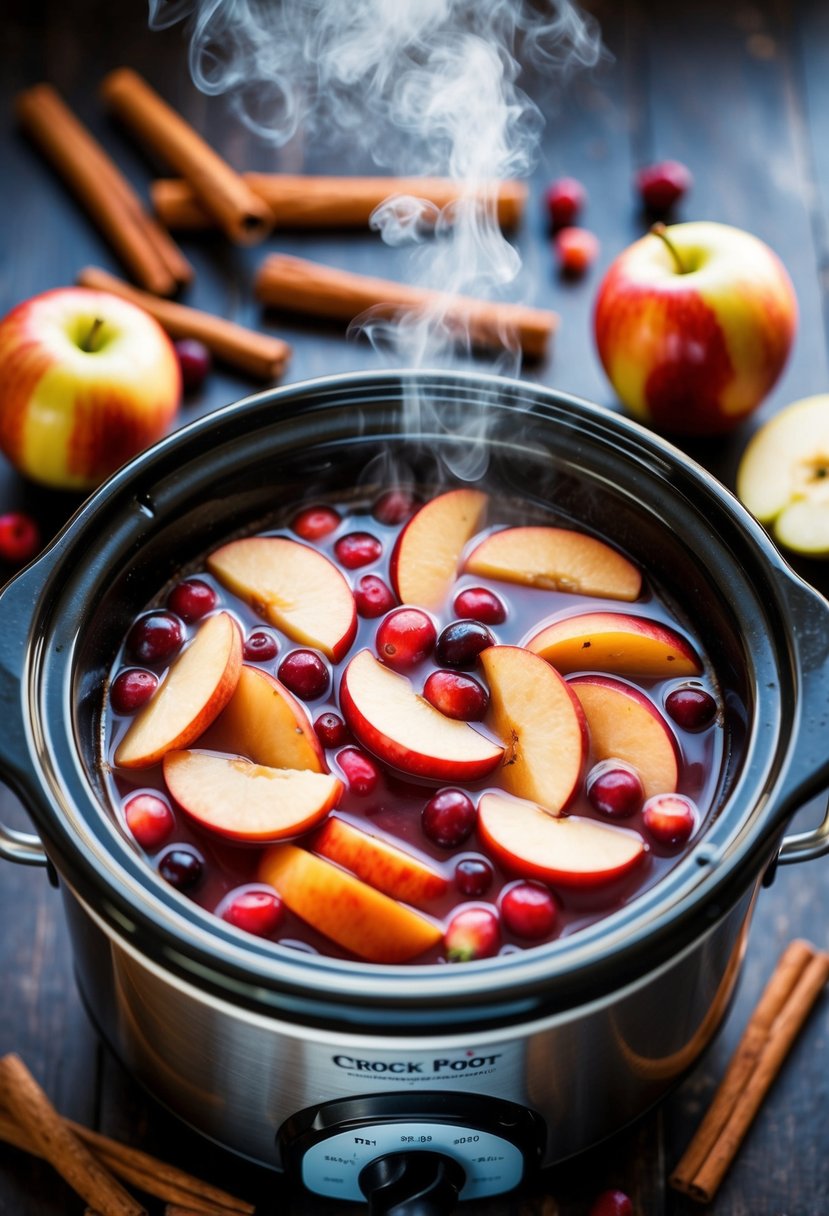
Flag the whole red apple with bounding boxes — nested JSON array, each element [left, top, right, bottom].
[[593, 221, 797, 436], [0, 287, 181, 490]]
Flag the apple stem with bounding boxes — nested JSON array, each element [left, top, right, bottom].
[[651, 222, 687, 274], [80, 317, 105, 353]]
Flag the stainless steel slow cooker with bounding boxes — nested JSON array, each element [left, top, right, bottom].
[[1, 370, 827, 1211]]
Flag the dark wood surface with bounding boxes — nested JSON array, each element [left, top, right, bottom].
[[1, 1, 828, 1213]]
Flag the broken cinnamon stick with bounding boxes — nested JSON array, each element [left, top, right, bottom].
[[77, 266, 290, 380], [254, 253, 556, 359], [152, 174, 528, 231], [101, 68, 274, 245]]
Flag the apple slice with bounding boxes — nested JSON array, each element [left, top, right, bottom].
[[390, 488, 488, 610], [115, 611, 242, 769], [479, 645, 586, 813], [258, 844, 443, 963], [162, 751, 342, 842], [205, 664, 326, 772], [526, 611, 702, 677], [313, 816, 448, 907], [464, 526, 642, 601], [478, 791, 646, 888], [339, 649, 503, 780], [569, 674, 679, 798], [207, 537, 357, 661]]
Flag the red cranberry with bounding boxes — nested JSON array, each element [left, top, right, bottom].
[[376, 607, 436, 671], [244, 629, 279, 662], [545, 176, 586, 229], [636, 159, 692, 212], [338, 747, 380, 795], [422, 789, 476, 848], [455, 857, 494, 897], [435, 620, 494, 669], [158, 846, 203, 891], [501, 882, 558, 939], [126, 611, 184, 664], [452, 586, 506, 625], [372, 489, 418, 525], [167, 578, 216, 622], [642, 793, 697, 847], [354, 574, 397, 619], [174, 338, 212, 394], [315, 711, 348, 748], [554, 226, 600, 276], [665, 686, 717, 731], [222, 887, 284, 937], [110, 668, 158, 714], [423, 670, 488, 721], [586, 760, 644, 819], [278, 650, 330, 700], [0, 511, 40, 565], [334, 531, 383, 569], [444, 906, 500, 962], [589, 1189, 634, 1216], [292, 505, 341, 541], [124, 793, 174, 850]]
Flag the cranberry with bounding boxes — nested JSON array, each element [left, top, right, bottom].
[[422, 789, 476, 848], [444, 906, 500, 962], [124, 793, 174, 850], [244, 629, 279, 662], [372, 489, 418, 526], [334, 531, 382, 569], [435, 620, 494, 669], [167, 578, 216, 622], [455, 857, 494, 897], [110, 668, 158, 714], [292, 505, 341, 541], [501, 882, 558, 939], [0, 511, 40, 565], [554, 226, 600, 276], [636, 159, 692, 212], [452, 586, 506, 625], [354, 574, 397, 619], [222, 887, 284, 937], [174, 338, 212, 394], [586, 760, 644, 819], [642, 793, 697, 847], [376, 607, 436, 671], [423, 670, 488, 721], [589, 1189, 634, 1216], [278, 650, 330, 700], [545, 176, 586, 229], [665, 686, 717, 731], [338, 747, 380, 795], [158, 846, 203, 891], [126, 611, 184, 664], [315, 711, 348, 748]]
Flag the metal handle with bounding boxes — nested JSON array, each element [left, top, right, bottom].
[[0, 823, 47, 866], [777, 793, 829, 865]]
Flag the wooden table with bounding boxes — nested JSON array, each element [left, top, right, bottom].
[[1, 1, 827, 1212]]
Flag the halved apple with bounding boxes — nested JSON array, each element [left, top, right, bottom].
[[390, 488, 488, 610], [526, 611, 701, 677], [569, 674, 679, 798], [480, 645, 587, 813], [115, 611, 242, 769], [207, 537, 357, 661], [162, 750, 342, 842], [464, 526, 642, 601], [205, 664, 326, 772], [339, 648, 503, 780], [313, 816, 448, 906], [478, 791, 646, 888], [258, 844, 443, 963]]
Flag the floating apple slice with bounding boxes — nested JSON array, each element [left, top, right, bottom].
[[207, 537, 357, 661], [478, 791, 646, 888], [205, 664, 325, 773], [526, 611, 702, 677], [162, 751, 342, 842], [313, 816, 448, 907], [569, 674, 679, 798], [479, 645, 587, 813], [464, 526, 642, 601], [258, 844, 443, 963], [115, 611, 242, 769], [390, 488, 488, 610], [339, 648, 503, 780]]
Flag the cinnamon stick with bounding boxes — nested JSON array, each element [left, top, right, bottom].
[[101, 68, 274, 246], [16, 84, 191, 296], [670, 940, 829, 1203], [255, 253, 556, 359], [152, 174, 528, 231], [77, 266, 291, 381]]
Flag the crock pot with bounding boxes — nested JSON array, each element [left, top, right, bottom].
[[1, 370, 827, 1212]]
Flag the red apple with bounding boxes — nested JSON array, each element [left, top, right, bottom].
[[0, 287, 180, 489], [526, 611, 702, 677], [313, 816, 448, 906], [204, 664, 326, 772], [594, 221, 797, 436], [464, 526, 641, 602], [390, 488, 489, 611]]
